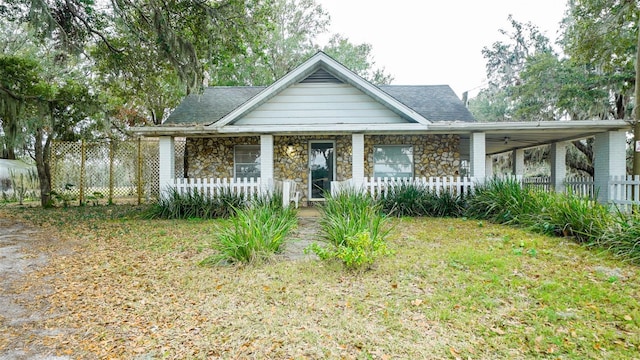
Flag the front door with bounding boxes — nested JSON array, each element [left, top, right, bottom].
[[309, 141, 335, 200]]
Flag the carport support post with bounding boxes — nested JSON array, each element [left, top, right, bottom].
[[352, 134, 365, 185], [470, 132, 486, 182], [159, 136, 175, 198], [594, 130, 627, 203], [260, 135, 274, 194], [550, 142, 567, 193]]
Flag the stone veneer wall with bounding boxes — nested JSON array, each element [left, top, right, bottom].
[[185, 134, 460, 205], [185, 136, 260, 178], [364, 135, 460, 177], [274, 135, 351, 204]]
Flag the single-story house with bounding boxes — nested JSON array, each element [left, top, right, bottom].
[[132, 51, 631, 205]]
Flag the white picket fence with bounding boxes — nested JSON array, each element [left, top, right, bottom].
[[173, 177, 264, 198], [565, 176, 595, 197], [332, 176, 477, 199], [169, 175, 640, 209], [522, 176, 551, 191], [609, 175, 640, 209]]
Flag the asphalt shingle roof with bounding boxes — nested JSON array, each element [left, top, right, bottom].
[[163, 84, 476, 125], [379, 85, 476, 122]]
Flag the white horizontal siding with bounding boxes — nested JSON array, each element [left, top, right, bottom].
[[234, 83, 407, 126]]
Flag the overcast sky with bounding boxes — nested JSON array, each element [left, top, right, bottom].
[[316, 0, 568, 99]]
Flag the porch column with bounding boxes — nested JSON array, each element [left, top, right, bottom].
[[260, 135, 274, 183], [550, 142, 567, 193], [512, 149, 525, 177], [470, 132, 486, 181], [352, 133, 365, 184], [158, 136, 175, 195], [594, 130, 627, 203]]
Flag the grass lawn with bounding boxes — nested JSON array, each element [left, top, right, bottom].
[[1, 206, 639, 359]]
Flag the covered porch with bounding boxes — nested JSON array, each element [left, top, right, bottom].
[[152, 119, 634, 207]]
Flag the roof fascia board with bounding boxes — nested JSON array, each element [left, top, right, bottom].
[[428, 120, 631, 133]]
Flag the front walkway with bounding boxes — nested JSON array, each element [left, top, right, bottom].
[[279, 207, 322, 261]]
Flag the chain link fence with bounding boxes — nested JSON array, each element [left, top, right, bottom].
[[51, 138, 185, 205]]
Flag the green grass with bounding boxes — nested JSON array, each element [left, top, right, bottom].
[[2, 207, 639, 358]]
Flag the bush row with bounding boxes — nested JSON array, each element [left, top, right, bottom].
[[147, 181, 639, 265], [465, 177, 639, 263]]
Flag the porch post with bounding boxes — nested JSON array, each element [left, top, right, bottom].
[[352, 133, 365, 184], [512, 149, 525, 177], [470, 132, 486, 181], [158, 136, 175, 196], [550, 142, 567, 193], [594, 130, 627, 203], [260, 135, 274, 184]]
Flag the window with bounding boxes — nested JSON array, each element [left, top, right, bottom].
[[373, 145, 413, 178], [234, 145, 261, 179]]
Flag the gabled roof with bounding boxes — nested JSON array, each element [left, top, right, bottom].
[[210, 51, 432, 128], [162, 52, 476, 126], [162, 84, 475, 126]]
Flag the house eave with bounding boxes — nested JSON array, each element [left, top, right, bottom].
[[131, 119, 632, 139], [428, 119, 631, 133]]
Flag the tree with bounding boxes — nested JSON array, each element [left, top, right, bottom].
[[13, 0, 273, 94], [0, 39, 102, 206], [209, 0, 393, 86], [470, 15, 610, 176], [323, 34, 393, 85], [561, 0, 639, 174]]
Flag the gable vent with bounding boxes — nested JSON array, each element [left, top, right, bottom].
[[300, 69, 343, 83]]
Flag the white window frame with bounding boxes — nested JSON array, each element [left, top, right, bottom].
[[372, 145, 414, 178], [233, 145, 261, 179]]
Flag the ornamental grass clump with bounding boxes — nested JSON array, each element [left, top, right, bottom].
[[378, 183, 465, 217], [465, 177, 540, 225], [378, 182, 431, 217], [597, 210, 640, 263], [203, 196, 297, 265], [309, 190, 392, 270], [536, 190, 612, 243], [144, 187, 245, 219]]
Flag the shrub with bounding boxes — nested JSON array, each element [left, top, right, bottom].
[[378, 183, 430, 217], [465, 177, 540, 225], [378, 183, 465, 217], [597, 211, 640, 262], [144, 187, 246, 219], [308, 189, 392, 269], [429, 190, 466, 217], [538, 191, 612, 243], [203, 198, 298, 265]]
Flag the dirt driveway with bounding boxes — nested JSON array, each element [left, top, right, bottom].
[[0, 217, 71, 360]]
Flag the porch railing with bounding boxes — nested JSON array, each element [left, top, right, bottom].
[[173, 177, 264, 198]]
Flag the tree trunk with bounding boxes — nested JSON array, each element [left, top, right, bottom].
[[34, 127, 52, 207]]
